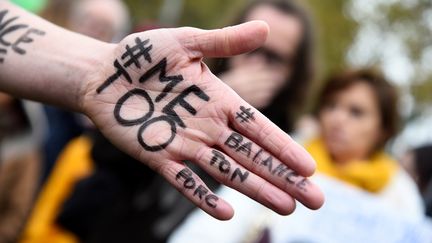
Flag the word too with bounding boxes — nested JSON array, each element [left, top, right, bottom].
[[97, 37, 210, 151]]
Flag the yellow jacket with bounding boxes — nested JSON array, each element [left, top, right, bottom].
[[20, 136, 94, 243], [306, 138, 398, 193]]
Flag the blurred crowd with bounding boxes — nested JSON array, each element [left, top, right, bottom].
[[0, 0, 431, 243]]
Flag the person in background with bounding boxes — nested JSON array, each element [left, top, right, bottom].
[[212, 0, 314, 132], [0, 2, 47, 241], [20, 1, 132, 242], [144, 1, 315, 241], [169, 69, 424, 243], [307, 68, 423, 216], [0, 93, 40, 243], [168, 69, 427, 243], [400, 144, 432, 217], [39, 0, 130, 183], [4, 0, 322, 242], [1, 0, 325, 234]]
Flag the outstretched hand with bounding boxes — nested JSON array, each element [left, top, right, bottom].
[[82, 21, 324, 220]]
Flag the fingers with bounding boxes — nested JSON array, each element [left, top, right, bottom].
[[229, 104, 317, 177], [194, 146, 296, 215], [180, 20, 269, 58], [216, 128, 324, 210], [158, 160, 234, 220]]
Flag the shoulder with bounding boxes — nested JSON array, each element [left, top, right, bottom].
[[378, 168, 425, 219]]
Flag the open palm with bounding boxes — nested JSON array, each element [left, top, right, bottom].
[[82, 21, 324, 220]]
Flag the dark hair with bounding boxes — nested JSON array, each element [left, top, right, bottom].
[[412, 144, 432, 193], [210, 0, 315, 132], [316, 69, 400, 151]]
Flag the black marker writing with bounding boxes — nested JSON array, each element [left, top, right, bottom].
[[224, 131, 308, 192], [0, 9, 45, 63], [114, 88, 154, 126], [236, 106, 255, 123], [271, 163, 289, 177], [0, 48, 5, 63], [253, 148, 263, 163], [137, 115, 177, 151], [261, 156, 273, 173], [97, 37, 211, 151], [176, 168, 196, 188], [139, 57, 183, 102], [97, 37, 152, 93], [11, 28, 45, 54], [210, 150, 249, 183], [0, 10, 27, 46], [236, 141, 252, 157], [96, 59, 132, 93], [296, 178, 308, 192], [225, 132, 252, 158], [210, 150, 231, 174], [231, 168, 249, 183], [111, 84, 208, 151], [122, 37, 152, 68], [285, 170, 299, 184], [176, 168, 219, 208], [162, 85, 210, 128]]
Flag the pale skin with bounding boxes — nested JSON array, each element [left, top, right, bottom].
[[319, 81, 383, 164], [222, 5, 302, 109], [0, 2, 324, 220]]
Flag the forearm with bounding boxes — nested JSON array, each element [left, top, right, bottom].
[[0, 5, 325, 219], [0, 2, 113, 111]]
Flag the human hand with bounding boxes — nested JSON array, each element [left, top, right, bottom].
[[81, 21, 324, 220], [221, 62, 286, 109]]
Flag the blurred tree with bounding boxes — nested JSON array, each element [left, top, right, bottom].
[[178, 0, 247, 28], [72, 0, 432, 112], [346, 0, 432, 111], [123, 0, 162, 26], [303, 0, 357, 76], [122, 0, 356, 110], [299, 0, 357, 109], [388, 1, 432, 109], [123, 0, 246, 28], [12, 0, 47, 13]]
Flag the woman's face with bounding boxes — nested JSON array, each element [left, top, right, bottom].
[[229, 4, 303, 82], [319, 81, 383, 162]]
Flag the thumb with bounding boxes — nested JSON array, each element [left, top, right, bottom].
[[179, 20, 269, 58]]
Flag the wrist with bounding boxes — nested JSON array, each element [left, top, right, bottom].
[[75, 39, 116, 113]]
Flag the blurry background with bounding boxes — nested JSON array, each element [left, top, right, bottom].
[[2, 0, 432, 242], [122, 0, 432, 154], [12, 0, 432, 153]]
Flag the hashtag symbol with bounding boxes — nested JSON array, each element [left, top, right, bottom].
[[236, 106, 255, 123], [121, 37, 152, 69]]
